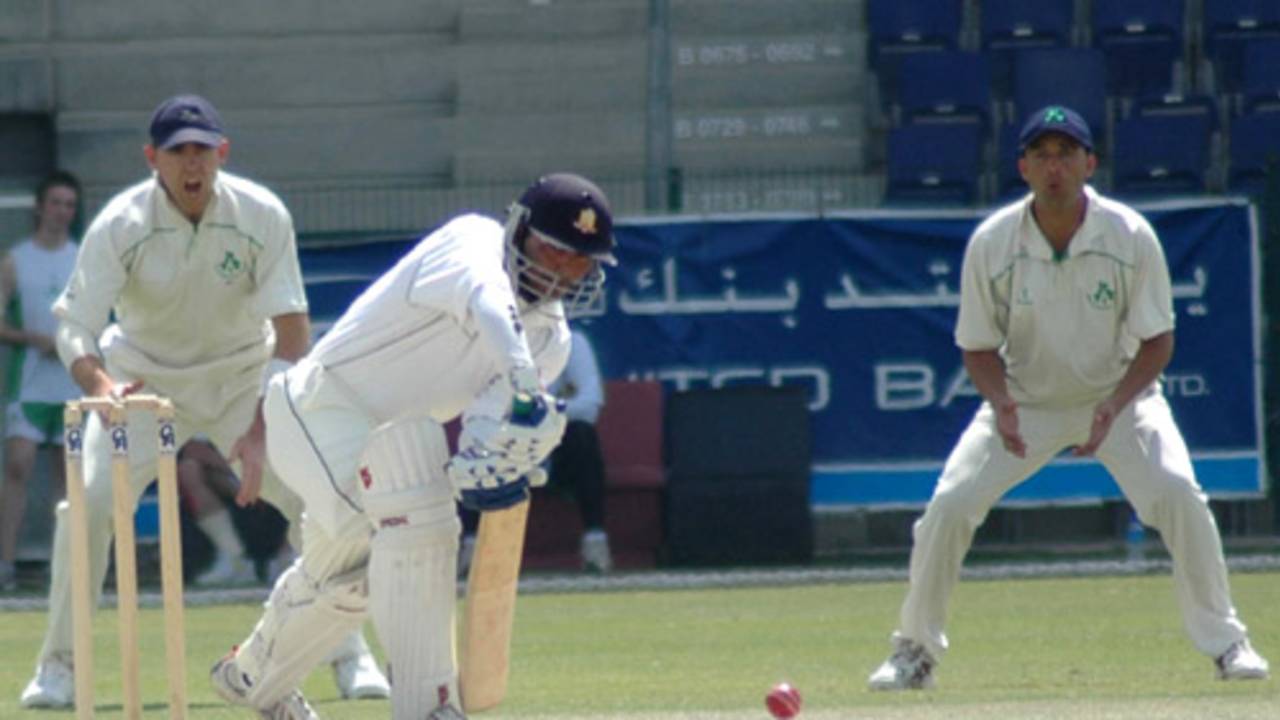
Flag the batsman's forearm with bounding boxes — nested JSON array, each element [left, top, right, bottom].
[[1108, 331, 1174, 411], [962, 349, 1016, 410]]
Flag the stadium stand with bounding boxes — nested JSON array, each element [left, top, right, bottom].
[[1227, 112, 1280, 194], [995, 120, 1028, 202], [894, 50, 993, 128], [1090, 0, 1187, 101], [883, 122, 984, 205], [1240, 38, 1280, 115], [979, 0, 1077, 97], [1202, 0, 1280, 95], [866, 0, 965, 113], [1111, 112, 1214, 197], [1011, 47, 1109, 153]]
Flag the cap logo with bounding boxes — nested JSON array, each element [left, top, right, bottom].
[[178, 108, 204, 124], [1044, 107, 1067, 124], [573, 208, 598, 235]]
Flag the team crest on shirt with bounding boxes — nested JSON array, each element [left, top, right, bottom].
[[215, 250, 247, 282], [1087, 280, 1116, 310]]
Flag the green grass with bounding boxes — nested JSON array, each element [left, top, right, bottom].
[[1, 572, 1276, 718]]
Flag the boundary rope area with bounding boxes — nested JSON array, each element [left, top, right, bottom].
[[2, 554, 1278, 613]]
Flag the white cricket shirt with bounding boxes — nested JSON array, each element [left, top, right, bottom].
[[300, 214, 571, 425], [955, 186, 1175, 408], [53, 172, 308, 412]]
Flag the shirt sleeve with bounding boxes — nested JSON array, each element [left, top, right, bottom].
[[559, 330, 604, 423], [251, 204, 309, 320], [409, 216, 539, 378], [954, 230, 1005, 350], [1124, 221, 1176, 341], [51, 212, 128, 361]]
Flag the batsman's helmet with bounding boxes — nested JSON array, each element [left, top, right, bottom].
[[503, 173, 617, 315]]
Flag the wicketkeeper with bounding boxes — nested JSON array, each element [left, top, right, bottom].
[[21, 94, 387, 711], [210, 173, 617, 719]]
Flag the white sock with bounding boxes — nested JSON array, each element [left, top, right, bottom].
[[197, 509, 245, 558]]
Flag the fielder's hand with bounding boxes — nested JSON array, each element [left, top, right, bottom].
[[229, 406, 267, 506], [1073, 398, 1119, 457], [994, 398, 1026, 458]]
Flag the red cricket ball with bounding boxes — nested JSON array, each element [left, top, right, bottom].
[[765, 681, 802, 718]]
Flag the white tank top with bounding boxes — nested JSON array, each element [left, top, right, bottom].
[[6, 238, 81, 403]]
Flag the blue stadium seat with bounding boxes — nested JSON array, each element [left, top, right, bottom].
[[1228, 112, 1280, 194], [980, 0, 1075, 96], [867, 0, 965, 109], [895, 51, 992, 127], [1241, 39, 1280, 114], [1012, 48, 1109, 149], [1131, 91, 1219, 133], [1203, 0, 1280, 94], [884, 123, 985, 206], [996, 121, 1028, 201], [1111, 113, 1213, 197], [1091, 0, 1186, 99]]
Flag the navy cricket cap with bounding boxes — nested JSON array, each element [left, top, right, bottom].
[[149, 94, 225, 150], [1018, 105, 1093, 154]]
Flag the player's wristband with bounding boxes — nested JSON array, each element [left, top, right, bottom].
[[261, 357, 294, 396]]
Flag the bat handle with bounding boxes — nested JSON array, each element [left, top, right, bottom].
[[510, 394, 563, 427]]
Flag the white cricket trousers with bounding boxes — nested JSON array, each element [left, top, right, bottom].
[[897, 388, 1248, 661], [36, 387, 303, 664]]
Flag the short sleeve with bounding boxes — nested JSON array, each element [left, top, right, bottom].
[[52, 210, 128, 339], [954, 231, 1005, 350], [251, 205, 309, 320], [1124, 222, 1175, 340]]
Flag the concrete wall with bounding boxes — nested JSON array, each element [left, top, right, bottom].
[[3, 0, 875, 230]]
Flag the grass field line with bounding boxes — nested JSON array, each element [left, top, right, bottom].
[[2, 553, 1278, 613], [524, 697, 1280, 720]]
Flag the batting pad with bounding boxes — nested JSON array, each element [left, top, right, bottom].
[[370, 514, 462, 718], [234, 565, 370, 708]]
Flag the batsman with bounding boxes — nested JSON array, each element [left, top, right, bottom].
[[211, 173, 617, 719]]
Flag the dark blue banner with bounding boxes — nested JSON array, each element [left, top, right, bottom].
[[301, 199, 1264, 508]]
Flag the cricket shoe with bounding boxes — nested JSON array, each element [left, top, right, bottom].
[[581, 530, 613, 573], [0, 559, 17, 591], [868, 635, 936, 690], [211, 649, 319, 719], [332, 651, 390, 699], [19, 654, 74, 708], [194, 552, 258, 587], [1215, 639, 1269, 680], [427, 703, 467, 719]]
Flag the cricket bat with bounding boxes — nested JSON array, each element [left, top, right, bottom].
[[459, 498, 531, 712]]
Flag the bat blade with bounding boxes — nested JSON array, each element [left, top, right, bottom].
[[459, 499, 530, 712]]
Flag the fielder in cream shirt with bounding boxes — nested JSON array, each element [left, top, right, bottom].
[[21, 93, 387, 709], [868, 105, 1269, 690]]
